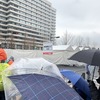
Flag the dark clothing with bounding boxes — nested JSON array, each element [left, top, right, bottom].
[[96, 77, 100, 100], [74, 87, 87, 100], [96, 77, 100, 84], [89, 81, 99, 100], [74, 78, 91, 100], [98, 87, 100, 100], [0, 91, 5, 100]]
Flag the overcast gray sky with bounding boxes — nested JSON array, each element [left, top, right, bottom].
[[48, 0, 100, 47], [49, 0, 100, 36]]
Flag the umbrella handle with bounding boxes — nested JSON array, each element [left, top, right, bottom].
[[92, 66, 96, 81]]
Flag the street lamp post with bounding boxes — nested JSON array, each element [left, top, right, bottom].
[[5, 37, 7, 48], [55, 36, 60, 38], [53, 36, 60, 45]]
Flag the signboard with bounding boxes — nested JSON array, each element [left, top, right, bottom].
[[43, 42, 53, 55]]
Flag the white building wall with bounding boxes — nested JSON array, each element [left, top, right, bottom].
[[0, 0, 56, 49]]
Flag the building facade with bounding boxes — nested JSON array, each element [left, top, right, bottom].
[[0, 0, 56, 49]]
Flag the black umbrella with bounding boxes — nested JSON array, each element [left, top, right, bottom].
[[8, 74, 82, 100], [69, 49, 100, 66], [69, 49, 100, 80]]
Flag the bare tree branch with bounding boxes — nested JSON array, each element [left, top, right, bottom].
[[84, 37, 90, 47], [75, 36, 84, 46], [61, 30, 74, 45]]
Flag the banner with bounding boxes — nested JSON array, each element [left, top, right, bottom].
[[43, 42, 53, 55]]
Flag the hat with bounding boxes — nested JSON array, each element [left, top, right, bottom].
[[0, 49, 7, 61]]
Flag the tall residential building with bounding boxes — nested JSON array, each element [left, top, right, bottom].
[[0, 0, 56, 49]]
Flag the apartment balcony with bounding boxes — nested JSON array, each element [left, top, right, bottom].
[[0, 4, 7, 9], [0, 23, 7, 27], [7, 2, 52, 20], [0, 1, 55, 24], [0, 0, 7, 4], [6, 34, 45, 42], [7, 12, 51, 26], [7, 15, 50, 31], [0, 28, 7, 31], [0, 13, 7, 18], [0, 7, 7, 13], [0, 19, 7, 22], [7, 28, 49, 41], [11, 0, 52, 16], [7, 14, 51, 29], [3, 37, 43, 49], [7, 22, 50, 35]]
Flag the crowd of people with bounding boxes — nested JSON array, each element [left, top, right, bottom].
[[0, 48, 100, 100], [65, 64, 100, 100]]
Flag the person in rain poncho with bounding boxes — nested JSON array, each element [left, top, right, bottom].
[[86, 64, 91, 82], [0, 48, 9, 100], [7, 56, 14, 65]]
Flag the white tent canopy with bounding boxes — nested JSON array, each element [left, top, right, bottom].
[[79, 46, 84, 51], [4, 45, 92, 67], [5, 49, 83, 67], [72, 46, 80, 51], [79, 46, 91, 51], [53, 45, 73, 51]]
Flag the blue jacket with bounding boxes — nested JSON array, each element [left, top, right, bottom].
[[74, 77, 91, 100]]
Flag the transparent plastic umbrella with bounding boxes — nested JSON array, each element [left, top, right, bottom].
[[2, 58, 82, 100]]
